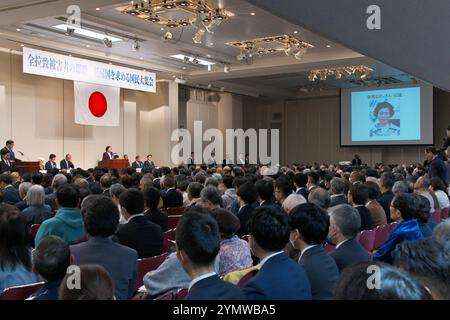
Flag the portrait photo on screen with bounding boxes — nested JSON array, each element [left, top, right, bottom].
[[340, 84, 433, 146]]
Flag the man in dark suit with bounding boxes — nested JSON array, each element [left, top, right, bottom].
[[352, 154, 362, 166], [0, 149, 16, 173], [59, 154, 74, 171], [426, 147, 448, 186], [116, 189, 163, 258], [236, 182, 260, 236], [70, 196, 138, 300], [186, 152, 195, 167], [131, 155, 144, 169], [144, 154, 155, 170], [328, 204, 370, 271], [294, 173, 308, 199], [243, 206, 312, 300], [160, 174, 183, 208], [255, 179, 283, 213], [0, 173, 21, 204], [377, 173, 395, 223], [176, 209, 244, 300], [45, 154, 58, 171], [329, 177, 348, 207], [100, 174, 112, 197], [290, 203, 339, 300], [348, 184, 374, 231], [307, 172, 320, 193], [1, 140, 17, 162], [102, 146, 114, 160]]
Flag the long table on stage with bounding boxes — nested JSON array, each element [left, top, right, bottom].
[[98, 159, 130, 170], [15, 161, 41, 175]]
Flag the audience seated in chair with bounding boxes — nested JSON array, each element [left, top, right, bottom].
[[373, 193, 424, 264], [143, 187, 168, 232], [0, 204, 40, 293], [22, 185, 53, 231], [348, 184, 374, 231], [16, 182, 32, 211], [211, 208, 253, 277], [176, 208, 244, 300], [70, 196, 138, 300], [35, 184, 84, 247], [59, 264, 114, 300], [0, 173, 21, 204], [364, 181, 387, 227], [393, 238, 450, 300], [289, 203, 339, 300], [334, 261, 432, 300], [116, 189, 163, 259], [28, 236, 71, 300], [243, 206, 312, 300], [327, 204, 370, 272]]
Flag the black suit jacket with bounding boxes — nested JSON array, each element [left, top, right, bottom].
[[59, 159, 74, 170], [429, 156, 448, 186], [0, 160, 15, 173], [132, 161, 144, 169], [102, 152, 113, 160], [236, 201, 260, 237], [296, 187, 308, 199], [377, 190, 394, 223], [329, 194, 348, 207], [115, 215, 163, 259], [299, 245, 339, 300], [144, 160, 155, 169], [355, 206, 374, 231], [44, 161, 57, 171], [162, 188, 183, 208], [186, 274, 244, 300], [352, 159, 362, 166], [1, 185, 21, 204], [144, 208, 168, 232], [330, 238, 370, 272], [70, 237, 138, 300]]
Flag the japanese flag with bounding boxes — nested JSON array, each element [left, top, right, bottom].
[[74, 81, 120, 126]]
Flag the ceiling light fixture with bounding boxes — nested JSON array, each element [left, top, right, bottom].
[[226, 35, 314, 61], [52, 24, 122, 42], [122, 0, 233, 44], [223, 64, 230, 73], [132, 40, 140, 51], [308, 65, 373, 82], [102, 37, 113, 48], [162, 30, 173, 40], [171, 54, 215, 66]]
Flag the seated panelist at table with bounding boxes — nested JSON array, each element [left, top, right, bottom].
[[60, 154, 74, 170], [102, 146, 114, 160], [44, 154, 58, 171]]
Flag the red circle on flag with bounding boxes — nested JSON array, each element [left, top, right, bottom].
[[88, 91, 107, 118]]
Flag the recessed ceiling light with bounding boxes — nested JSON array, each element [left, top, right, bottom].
[[96, 7, 101, 11], [182, 67, 186, 70], [20, 44, 24, 47], [326, 45, 331, 48], [209, 43, 214, 46], [293, 31, 298, 34], [206, 54, 211, 58], [170, 54, 215, 66], [172, 75, 176, 78], [139, 57, 144, 60], [69, 54, 72, 57], [52, 24, 122, 42], [86, 44, 90, 47], [250, 12, 255, 16], [161, 27, 165, 31], [16, 28, 21, 32]]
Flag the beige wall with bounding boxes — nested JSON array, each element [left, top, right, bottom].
[[0, 51, 177, 169], [243, 89, 449, 166]]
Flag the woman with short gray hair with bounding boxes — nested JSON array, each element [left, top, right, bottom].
[[22, 185, 53, 230]]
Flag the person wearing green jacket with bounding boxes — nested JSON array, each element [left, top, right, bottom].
[[34, 184, 84, 246]]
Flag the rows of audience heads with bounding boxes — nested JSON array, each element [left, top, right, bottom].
[[0, 159, 449, 300]]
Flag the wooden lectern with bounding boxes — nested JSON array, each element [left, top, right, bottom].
[[15, 161, 41, 175], [98, 159, 130, 170]]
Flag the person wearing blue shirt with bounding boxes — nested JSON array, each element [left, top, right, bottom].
[[373, 193, 424, 264], [0, 204, 40, 293]]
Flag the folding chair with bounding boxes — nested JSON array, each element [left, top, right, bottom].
[[0, 282, 45, 300], [135, 252, 170, 291]]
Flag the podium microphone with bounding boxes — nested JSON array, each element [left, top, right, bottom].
[[18, 150, 24, 156]]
